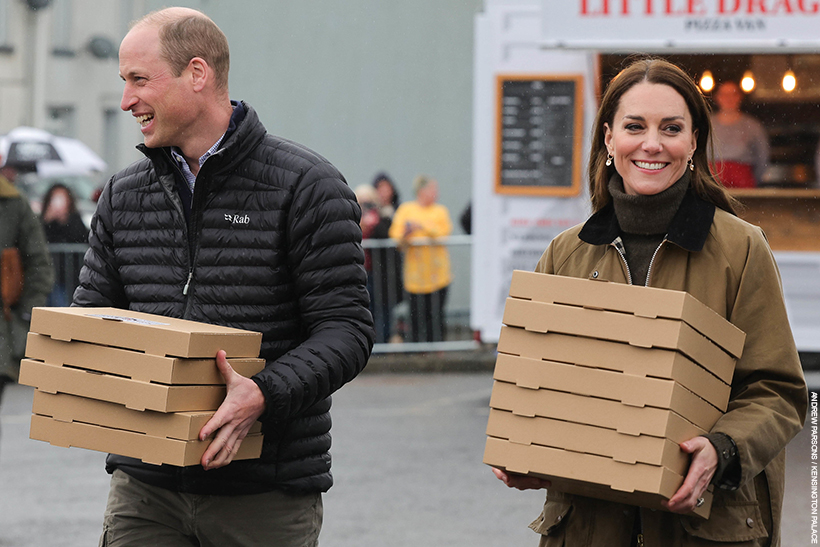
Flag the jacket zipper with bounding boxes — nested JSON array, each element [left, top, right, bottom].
[[612, 236, 668, 287], [611, 237, 633, 285], [182, 188, 203, 319], [635, 508, 645, 547], [644, 238, 667, 287], [181, 151, 223, 318]]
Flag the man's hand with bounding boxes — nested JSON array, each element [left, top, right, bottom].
[[662, 436, 718, 514], [199, 350, 266, 470], [492, 467, 551, 491]]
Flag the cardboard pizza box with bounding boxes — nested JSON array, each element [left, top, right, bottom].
[[19, 359, 226, 413], [29, 307, 262, 358], [497, 326, 731, 408], [25, 332, 265, 385], [30, 414, 263, 467], [508, 270, 745, 358]]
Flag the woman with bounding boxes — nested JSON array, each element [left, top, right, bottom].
[[40, 183, 89, 307], [372, 171, 400, 217], [494, 58, 807, 546], [369, 172, 404, 343], [389, 175, 452, 343], [40, 183, 89, 244], [710, 80, 770, 188]]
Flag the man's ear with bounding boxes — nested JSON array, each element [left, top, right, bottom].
[[188, 57, 209, 92]]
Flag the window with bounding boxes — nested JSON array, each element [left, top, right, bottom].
[[0, 0, 12, 53], [103, 108, 119, 171], [51, 0, 73, 56], [46, 105, 75, 137]]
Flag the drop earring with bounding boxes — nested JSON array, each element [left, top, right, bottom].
[[688, 158, 694, 171], [605, 153, 613, 167]]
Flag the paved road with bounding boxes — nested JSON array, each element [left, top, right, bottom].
[[0, 373, 816, 546]]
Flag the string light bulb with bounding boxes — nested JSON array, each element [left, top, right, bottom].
[[782, 69, 797, 92], [740, 71, 755, 93], [699, 70, 715, 92]]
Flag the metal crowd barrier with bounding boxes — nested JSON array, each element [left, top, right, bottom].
[[362, 234, 477, 354], [48, 236, 477, 354], [46, 243, 89, 308]]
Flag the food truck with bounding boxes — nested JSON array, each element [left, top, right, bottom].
[[470, 0, 820, 353]]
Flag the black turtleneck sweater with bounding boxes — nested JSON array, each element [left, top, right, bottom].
[[608, 172, 689, 286]]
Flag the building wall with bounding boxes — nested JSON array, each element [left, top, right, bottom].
[[0, 0, 481, 225], [203, 0, 482, 219], [0, 0, 142, 176]]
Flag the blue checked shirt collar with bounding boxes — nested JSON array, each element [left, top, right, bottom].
[[171, 134, 225, 193]]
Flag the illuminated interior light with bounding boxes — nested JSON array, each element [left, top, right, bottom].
[[740, 71, 755, 93], [782, 70, 797, 92], [699, 70, 714, 93]]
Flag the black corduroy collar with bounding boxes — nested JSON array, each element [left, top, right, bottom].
[[578, 188, 716, 252]]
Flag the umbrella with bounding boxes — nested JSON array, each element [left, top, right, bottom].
[[0, 126, 107, 175]]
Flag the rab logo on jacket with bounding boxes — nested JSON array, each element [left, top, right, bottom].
[[225, 213, 250, 225]]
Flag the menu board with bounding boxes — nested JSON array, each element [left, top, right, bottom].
[[495, 74, 584, 196]]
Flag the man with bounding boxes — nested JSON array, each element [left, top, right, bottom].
[[74, 7, 374, 546]]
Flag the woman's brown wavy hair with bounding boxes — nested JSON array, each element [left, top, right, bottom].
[[589, 57, 737, 215]]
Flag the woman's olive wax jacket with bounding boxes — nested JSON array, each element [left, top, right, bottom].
[[530, 190, 808, 547]]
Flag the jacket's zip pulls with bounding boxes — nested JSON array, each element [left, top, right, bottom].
[[611, 237, 633, 285], [183, 270, 194, 296]]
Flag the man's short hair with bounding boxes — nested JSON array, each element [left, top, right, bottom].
[[136, 9, 230, 92]]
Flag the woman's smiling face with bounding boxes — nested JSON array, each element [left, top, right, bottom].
[[604, 81, 698, 196]]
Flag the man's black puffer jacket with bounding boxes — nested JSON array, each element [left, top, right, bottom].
[[73, 102, 374, 495]]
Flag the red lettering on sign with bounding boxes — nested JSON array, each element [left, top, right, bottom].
[[799, 0, 820, 13], [581, 0, 610, 15], [688, 0, 709, 14], [747, 0, 768, 12], [768, 0, 793, 12], [582, 0, 818, 15], [665, 0, 684, 14], [719, 0, 742, 12]]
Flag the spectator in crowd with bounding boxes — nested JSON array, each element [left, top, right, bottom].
[[40, 183, 89, 306], [459, 202, 471, 234], [710, 80, 770, 188], [74, 7, 373, 546], [368, 172, 403, 343], [372, 171, 400, 215], [354, 184, 381, 240], [389, 175, 452, 343], [0, 164, 53, 447], [354, 183, 382, 333], [493, 57, 807, 547]]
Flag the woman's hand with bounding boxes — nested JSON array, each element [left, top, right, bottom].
[[492, 467, 552, 491], [663, 436, 718, 514]]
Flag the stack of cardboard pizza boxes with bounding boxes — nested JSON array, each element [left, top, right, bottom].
[[483, 271, 745, 519], [19, 307, 266, 466]]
